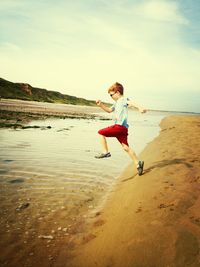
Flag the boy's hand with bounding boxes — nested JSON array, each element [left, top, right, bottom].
[[96, 100, 102, 106]]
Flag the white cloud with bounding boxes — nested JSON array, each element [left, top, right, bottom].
[[134, 0, 189, 25], [0, 42, 21, 52], [0, 0, 24, 10]]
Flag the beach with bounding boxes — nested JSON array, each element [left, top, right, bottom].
[[0, 100, 200, 267], [58, 115, 200, 267]]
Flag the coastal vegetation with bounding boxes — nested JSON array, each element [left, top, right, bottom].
[[0, 77, 96, 106]]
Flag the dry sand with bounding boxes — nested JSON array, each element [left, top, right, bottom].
[[1, 113, 200, 267], [57, 115, 200, 267]]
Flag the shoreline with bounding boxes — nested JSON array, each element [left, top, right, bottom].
[[60, 115, 200, 267]]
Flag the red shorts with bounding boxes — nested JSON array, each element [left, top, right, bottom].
[[98, 124, 129, 146]]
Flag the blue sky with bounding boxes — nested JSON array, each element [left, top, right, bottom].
[[0, 0, 200, 112]]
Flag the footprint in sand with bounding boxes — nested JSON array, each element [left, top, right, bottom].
[[93, 219, 106, 227], [82, 233, 96, 244], [190, 159, 199, 163], [95, 211, 102, 217], [190, 176, 200, 183], [158, 203, 175, 210], [135, 207, 142, 213], [190, 217, 200, 227]]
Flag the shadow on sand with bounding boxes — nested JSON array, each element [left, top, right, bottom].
[[122, 158, 193, 182]]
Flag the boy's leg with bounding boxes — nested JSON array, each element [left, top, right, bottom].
[[95, 127, 112, 158], [121, 143, 139, 165], [121, 143, 144, 176], [100, 135, 109, 153], [95, 135, 111, 158], [97, 126, 116, 154]]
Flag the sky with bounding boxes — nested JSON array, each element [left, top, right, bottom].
[[0, 0, 200, 112]]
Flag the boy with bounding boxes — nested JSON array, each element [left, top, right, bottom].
[[95, 82, 147, 176]]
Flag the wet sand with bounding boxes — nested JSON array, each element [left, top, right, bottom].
[[0, 99, 111, 267], [58, 115, 200, 267]]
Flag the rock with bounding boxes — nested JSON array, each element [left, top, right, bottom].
[[16, 203, 30, 211], [10, 179, 24, 184], [41, 126, 51, 130], [38, 235, 54, 240], [57, 128, 70, 132], [86, 197, 94, 202]]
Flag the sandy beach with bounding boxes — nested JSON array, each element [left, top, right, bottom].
[[57, 115, 200, 267], [0, 100, 200, 267]]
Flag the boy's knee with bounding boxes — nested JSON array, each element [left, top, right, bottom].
[[98, 131, 106, 139], [98, 128, 106, 135], [98, 129, 103, 135]]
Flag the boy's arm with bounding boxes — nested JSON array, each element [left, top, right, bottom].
[[127, 100, 147, 113], [96, 100, 113, 113]]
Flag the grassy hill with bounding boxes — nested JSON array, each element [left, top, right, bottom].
[[0, 77, 96, 106]]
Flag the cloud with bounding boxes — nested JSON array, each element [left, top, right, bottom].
[[0, 0, 24, 10], [134, 0, 189, 25]]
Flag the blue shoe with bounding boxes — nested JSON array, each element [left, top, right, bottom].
[[137, 160, 144, 176]]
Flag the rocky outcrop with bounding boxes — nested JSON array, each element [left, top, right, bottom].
[[18, 83, 32, 95]]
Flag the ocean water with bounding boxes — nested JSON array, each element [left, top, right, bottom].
[[0, 110, 165, 211]]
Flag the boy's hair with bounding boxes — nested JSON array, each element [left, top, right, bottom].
[[108, 82, 124, 95]]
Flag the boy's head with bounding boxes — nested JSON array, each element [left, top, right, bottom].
[[108, 82, 124, 100]]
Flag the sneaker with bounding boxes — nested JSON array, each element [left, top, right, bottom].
[[95, 152, 111, 159], [137, 160, 144, 176]]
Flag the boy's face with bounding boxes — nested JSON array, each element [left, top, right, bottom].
[[109, 90, 121, 101]]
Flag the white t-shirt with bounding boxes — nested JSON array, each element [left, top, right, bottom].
[[111, 97, 130, 128]]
